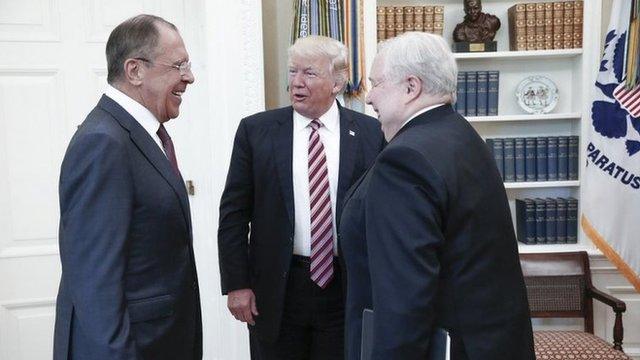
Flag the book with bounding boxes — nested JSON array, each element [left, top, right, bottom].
[[553, 2, 564, 49], [395, 6, 405, 36], [568, 135, 579, 180], [476, 71, 488, 116], [547, 136, 558, 181], [515, 138, 526, 182], [377, 7, 387, 42], [545, 198, 557, 243], [557, 136, 569, 180], [424, 6, 434, 33], [361, 309, 450, 360], [456, 71, 467, 116], [535, 3, 545, 50], [504, 138, 516, 182], [433, 6, 444, 36], [573, 0, 584, 48], [525, 3, 537, 50], [508, 4, 527, 51], [567, 197, 578, 243], [535, 198, 546, 243], [487, 71, 499, 116], [536, 136, 548, 181], [403, 6, 415, 32], [525, 137, 537, 182], [556, 197, 567, 243], [386, 7, 396, 38], [466, 71, 477, 117], [414, 6, 424, 32], [563, 1, 574, 49], [486, 138, 504, 180], [544, 2, 554, 49], [516, 198, 536, 244]]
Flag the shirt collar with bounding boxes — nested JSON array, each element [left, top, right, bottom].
[[105, 84, 162, 136], [401, 103, 447, 129], [293, 100, 340, 134]]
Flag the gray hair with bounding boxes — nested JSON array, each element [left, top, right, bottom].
[[288, 36, 349, 92], [378, 32, 457, 102], [106, 14, 178, 84]]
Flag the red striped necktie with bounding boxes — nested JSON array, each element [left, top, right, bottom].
[[308, 119, 334, 289]]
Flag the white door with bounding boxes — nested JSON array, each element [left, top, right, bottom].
[[0, 0, 264, 359]]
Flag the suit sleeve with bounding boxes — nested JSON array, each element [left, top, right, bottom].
[[365, 145, 447, 360], [218, 118, 253, 294], [58, 132, 138, 359]]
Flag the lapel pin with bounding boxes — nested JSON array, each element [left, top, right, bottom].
[[349, 130, 356, 136]]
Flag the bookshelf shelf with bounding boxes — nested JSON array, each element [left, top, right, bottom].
[[517, 243, 597, 255], [467, 112, 582, 122], [504, 181, 580, 189], [454, 49, 583, 60]]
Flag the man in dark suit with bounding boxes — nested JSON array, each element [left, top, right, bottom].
[[340, 32, 535, 360], [54, 14, 201, 359], [218, 35, 384, 359]]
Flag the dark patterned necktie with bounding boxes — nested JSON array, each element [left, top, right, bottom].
[[157, 124, 181, 177], [308, 119, 334, 289]]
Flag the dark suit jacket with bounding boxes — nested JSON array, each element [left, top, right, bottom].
[[54, 95, 202, 360], [218, 102, 384, 342], [340, 105, 535, 360]]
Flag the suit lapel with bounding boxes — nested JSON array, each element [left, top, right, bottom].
[[98, 95, 192, 238], [337, 103, 357, 219], [273, 108, 295, 229]]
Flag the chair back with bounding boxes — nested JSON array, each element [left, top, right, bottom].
[[519, 251, 594, 333]]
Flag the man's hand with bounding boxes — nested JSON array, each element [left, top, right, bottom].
[[227, 288, 259, 325]]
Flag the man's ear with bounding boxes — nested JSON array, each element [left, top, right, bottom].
[[406, 75, 422, 99], [123, 58, 144, 86]]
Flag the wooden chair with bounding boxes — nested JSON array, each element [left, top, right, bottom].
[[519, 251, 630, 358]]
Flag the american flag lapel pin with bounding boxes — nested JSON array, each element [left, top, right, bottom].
[[349, 130, 356, 136]]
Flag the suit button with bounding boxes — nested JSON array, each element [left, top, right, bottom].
[[282, 271, 288, 279], [192, 281, 198, 290]]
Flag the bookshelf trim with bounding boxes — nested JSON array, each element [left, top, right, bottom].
[[454, 49, 583, 60], [467, 113, 582, 122], [504, 180, 580, 189]]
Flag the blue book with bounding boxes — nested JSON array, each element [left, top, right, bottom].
[[503, 138, 515, 182], [516, 198, 536, 244], [525, 137, 537, 182], [556, 198, 567, 243], [487, 71, 499, 116], [568, 136, 579, 180], [486, 138, 504, 180], [535, 198, 546, 243], [361, 309, 449, 360], [545, 198, 557, 243], [514, 138, 525, 182], [567, 197, 578, 243], [547, 136, 558, 181], [466, 71, 477, 116], [456, 71, 467, 116], [476, 71, 488, 116], [536, 137, 548, 181], [557, 136, 569, 180]]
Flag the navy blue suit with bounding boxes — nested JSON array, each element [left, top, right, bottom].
[[218, 103, 384, 345], [340, 105, 535, 360], [54, 95, 202, 359]]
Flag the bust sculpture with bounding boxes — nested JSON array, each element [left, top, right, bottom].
[[453, 0, 501, 43]]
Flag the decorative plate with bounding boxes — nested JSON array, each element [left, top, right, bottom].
[[515, 75, 559, 114]]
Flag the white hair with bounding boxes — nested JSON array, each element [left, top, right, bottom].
[[288, 35, 349, 92], [378, 32, 457, 102]]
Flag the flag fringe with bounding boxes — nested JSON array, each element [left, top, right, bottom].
[[582, 214, 640, 292]]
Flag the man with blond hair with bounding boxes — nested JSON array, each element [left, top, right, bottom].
[[218, 35, 384, 359]]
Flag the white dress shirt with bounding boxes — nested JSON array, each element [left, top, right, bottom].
[[292, 101, 341, 256], [401, 103, 447, 129], [104, 84, 166, 155]]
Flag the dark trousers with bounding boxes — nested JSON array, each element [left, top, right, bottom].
[[251, 256, 344, 360]]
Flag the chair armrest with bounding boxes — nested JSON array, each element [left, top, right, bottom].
[[588, 287, 626, 312]]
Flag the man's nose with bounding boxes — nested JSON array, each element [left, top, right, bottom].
[[182, 69, 195, 84]]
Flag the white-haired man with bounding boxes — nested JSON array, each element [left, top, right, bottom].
[[218, 35, 384, 359], [339, 32, 535, 360]]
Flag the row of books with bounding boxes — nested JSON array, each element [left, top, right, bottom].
[[507, 1, 583, 51], [515, 197, 578, 244], [376, 5, 444, 42], [485, 136, 579, 182], [455, 71, 499, 117]]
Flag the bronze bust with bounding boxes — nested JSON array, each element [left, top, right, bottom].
[[453, 0, 501, 43]]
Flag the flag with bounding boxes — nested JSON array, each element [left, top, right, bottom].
[[582, 0, 640, 291]]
